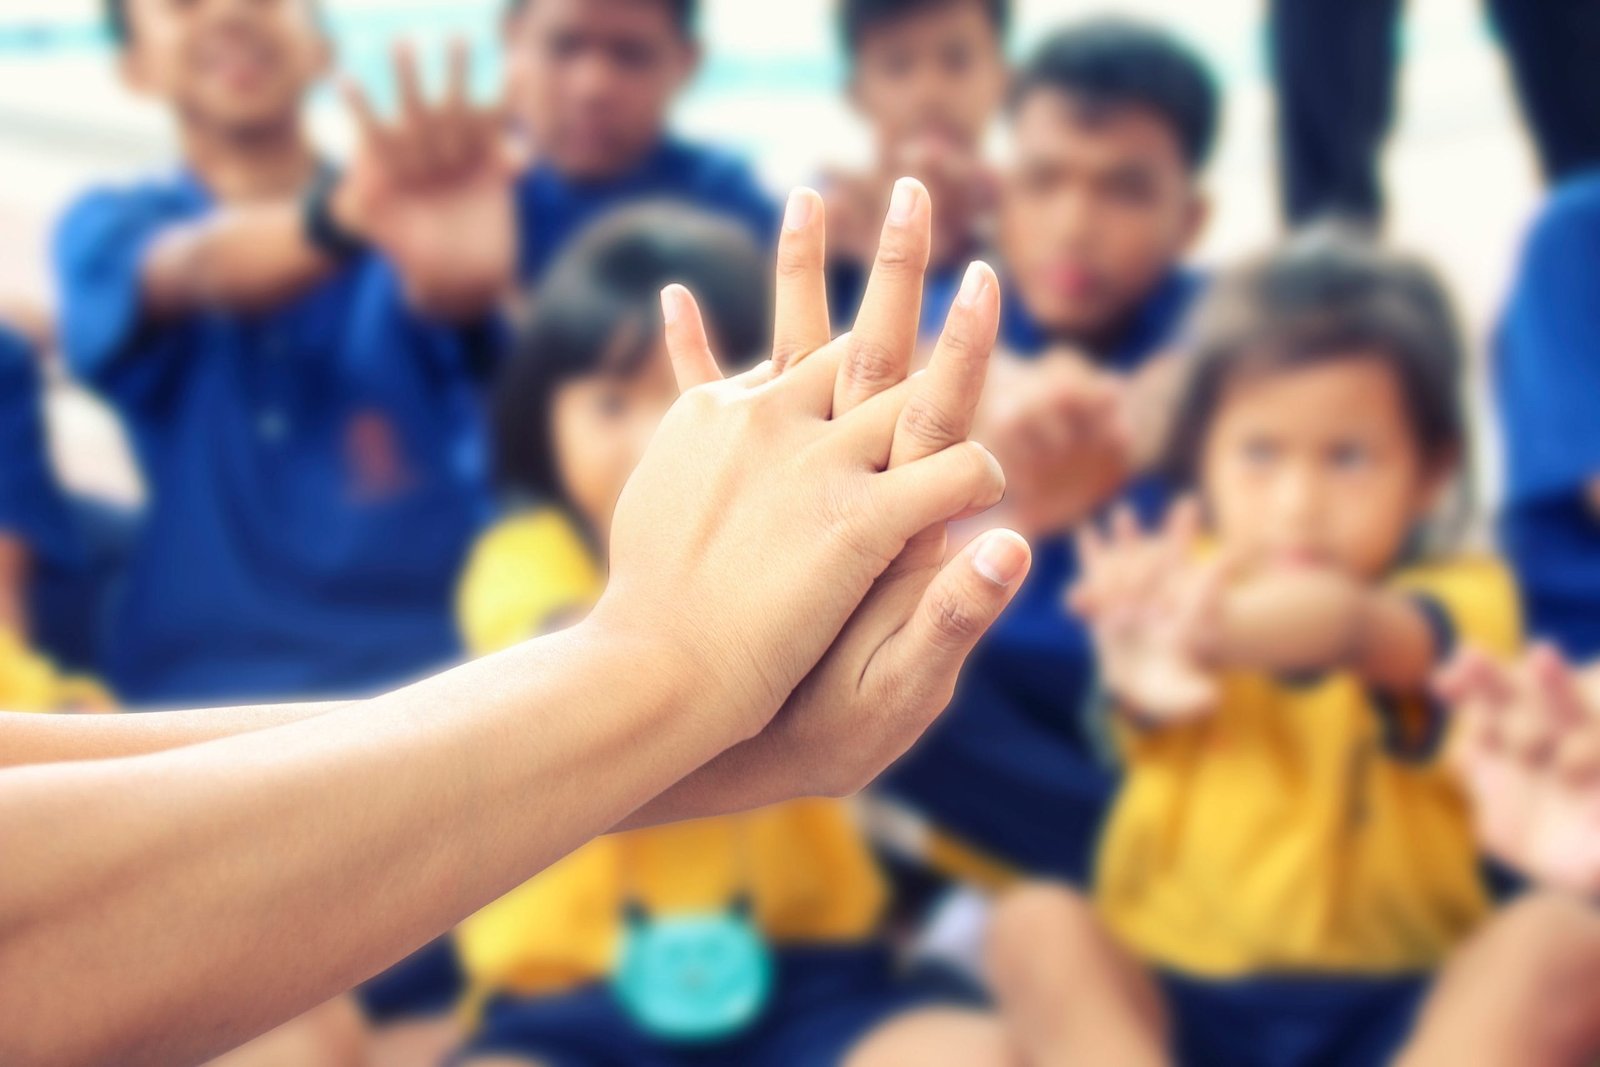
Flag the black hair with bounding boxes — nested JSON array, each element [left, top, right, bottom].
[[840, 0, 1010, 55], [504, 0, 697, 35], [491, 203, 771, 506], [1010, 17, 1219, 172], [1159, 227, 1467, 490]]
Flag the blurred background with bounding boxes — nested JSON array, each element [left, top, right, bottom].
[[0, 0, 1544, 508]]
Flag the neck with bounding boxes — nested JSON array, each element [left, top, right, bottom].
[[181, 115, 318, 202]]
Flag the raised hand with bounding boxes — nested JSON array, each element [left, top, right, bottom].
[[1439, 646, 1600, 894], [1069, 500, 1229, 725], [334, 39, 519, 317]]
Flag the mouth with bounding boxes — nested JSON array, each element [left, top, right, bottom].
[[1034, 261, 1101, 301]]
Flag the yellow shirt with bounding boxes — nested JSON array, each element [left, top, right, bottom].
[[0, 629, 111, 712], [1097, 557, 1520, 978], [454, 509, 887, 998]]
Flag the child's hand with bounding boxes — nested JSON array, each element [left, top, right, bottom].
[[1069, 500, 1229, 725], [335, 39, 519, 317], [1439, 646, 1600, 894], [977, 351, 1133, 539]]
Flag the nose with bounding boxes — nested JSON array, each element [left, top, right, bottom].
[[1264, 460, 1324, 538]]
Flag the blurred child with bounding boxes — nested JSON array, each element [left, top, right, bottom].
[[878, 17, 1217, 886], [825, 0, 1009, 323], [501, 0, 778, 284], [54, 0, 510, 706], [451, 205, 1009, 1066], [1496, 174, 1600, 660], [984, 234, 1592, 1067], [0, 316, 112, 714]]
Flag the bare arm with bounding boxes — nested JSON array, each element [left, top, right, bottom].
[[1213, 569, 1441, 692], [139, 203, 338, 317]]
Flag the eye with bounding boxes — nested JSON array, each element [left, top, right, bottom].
[[1329, 441, 1372, 471], [593, 386, 628, 419], [1240, 436, 1279, 466]]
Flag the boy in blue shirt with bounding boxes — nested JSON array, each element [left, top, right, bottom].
[[1496, 173, 1600, 660], [501, 0, 777, 283], [55, 0, 513, 705], [824, 0, 1010, 325], [879, 17, 1216, 885]]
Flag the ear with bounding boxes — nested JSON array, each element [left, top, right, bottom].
[[310, 31, 335, 83], [1415, 448, 1462, 519], [1177, 187, 1210, 256], [117, 46, 150, 96], [674, 36, 703, 89]]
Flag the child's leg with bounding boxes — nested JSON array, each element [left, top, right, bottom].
[[985, 882, 1170, 1067], [1397, 892, 1600, 1067], [843, 1006, 1017, 1067]]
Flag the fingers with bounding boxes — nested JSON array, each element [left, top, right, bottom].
[[894, 530, 1031, 663], [870, 441, 1005, 543], [660, 285, 723, 391], [772, 188, 830, 371], [834, 177, 932, 416], [888, 260, 999, 468], [341, 76, 384, 146]]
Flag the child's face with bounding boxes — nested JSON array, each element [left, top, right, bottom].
[[504, 0, 697, 180], [118, 0, 328, 136], [551, 341, 679, 544], [999, 89, 1204, 347], [849, 0, 1007, 158], [1200, 354, 1445, 581]]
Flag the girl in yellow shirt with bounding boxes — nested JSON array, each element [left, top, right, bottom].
[[453, 205, 1007, 1066], [986, 233, 1600, 1066]]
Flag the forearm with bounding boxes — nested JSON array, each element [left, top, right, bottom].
[[1212, 571, 1437, 689], [618, 734, 803, 830], [0, 621, 734, 1067], [142, 203, 335, 316], [0, 701, 347, 769]]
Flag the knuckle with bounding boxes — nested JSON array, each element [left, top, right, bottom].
[[873, 231, 920, 272], [775, 246, 816, 281], [899, 398, 964, 450], [927, 586, 983, 647], [843, 335, 901, 387]]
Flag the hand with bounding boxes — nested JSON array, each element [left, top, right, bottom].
[[593, 178, 1011, 746], [976, 350, 1134, 538], [336, 39, 519, 317], [1069, 500, 1230, 725], [1438, 646, 1600, 894]]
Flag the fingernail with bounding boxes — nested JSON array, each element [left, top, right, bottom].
[[660, 285, 682, 326], [973, 531, 1028, 586], [783, 188, 815, 232], [955, 260, 990, 307], [887, 177, 919, 225]]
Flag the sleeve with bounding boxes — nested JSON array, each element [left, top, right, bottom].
[[455, 510, 603, 657], [52, 187, 193, 409], [1495, 179, 1600, 505], [0, 327, 81, 566]]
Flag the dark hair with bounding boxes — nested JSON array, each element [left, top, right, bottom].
[[1160, 227, 1467, 490], [1010, 17, 1219, 171], [840, 0, 1009, 55], [505, 0, 697, 34], [491, 203, 771, 505]]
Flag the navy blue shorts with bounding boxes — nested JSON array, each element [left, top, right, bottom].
[[355, 935, 466, 1024], [1160, 969, 1431, 1067], [457, 945, 947, 1067]]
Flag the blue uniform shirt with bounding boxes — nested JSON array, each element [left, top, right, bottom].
[[53, 170, 494, 705], [1497, 174, 1600, 659], [881, 269, 1203, 883], [0, 325, 80, 569], [514, 138, 778, 283]]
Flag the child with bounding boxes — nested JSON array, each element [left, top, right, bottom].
[[55, 0, 509, 705], [825, 0, 1010, 323], [0, 316, 112, 714], [1496, 174, 1600, 661], [451, 205, 1009, 1066], [878, 17, 1217, 886], [986, 233, 1564, 1066], [502, 0, 778, 284]]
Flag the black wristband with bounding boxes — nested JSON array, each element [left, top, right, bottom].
[[302, 165, 369, 261]]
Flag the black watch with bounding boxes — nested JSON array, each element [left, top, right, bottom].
[[302, 165, 369, 261]]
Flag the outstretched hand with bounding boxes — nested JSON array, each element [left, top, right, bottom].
[[1069, 499, 1232, 725], [335, 39, 519, 316], [1438, 646, 1600, 894], [619, 179, 1030, 813]]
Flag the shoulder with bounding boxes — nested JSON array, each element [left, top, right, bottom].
[[458, 508, 604, 655], [54, 171, 205, 271], [1391, 556, 1521, 656], [1517, 175, 1600, 276]]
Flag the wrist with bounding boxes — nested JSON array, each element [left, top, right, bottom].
[[303, 168, 372, 260]]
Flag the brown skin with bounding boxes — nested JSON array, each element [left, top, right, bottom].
[[999, 89, 1205, 350], [503, 0, 698, 181]]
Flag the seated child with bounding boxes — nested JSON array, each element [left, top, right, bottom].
[[0, 316, 112, 714], [986, 233, 1544, 1067], [502, 0, 778, 284], [452, 205, 1008, 1066], [825, 0, 1010, 325], [877, 16, 1217, 886], [1496, 174, 1600, 660]]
